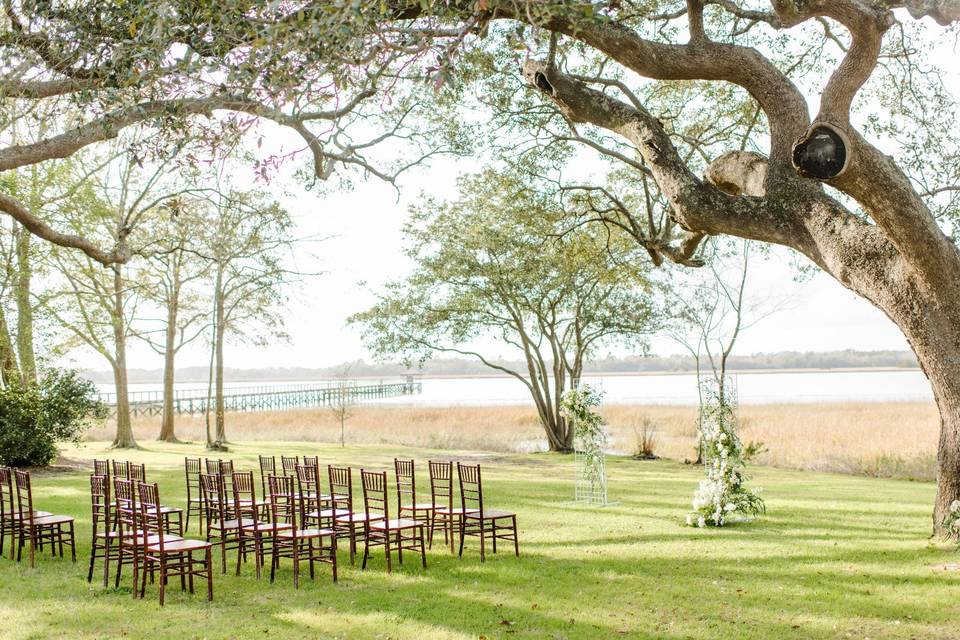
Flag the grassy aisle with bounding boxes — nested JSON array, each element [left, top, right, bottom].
[[0, 441, 957, 640]]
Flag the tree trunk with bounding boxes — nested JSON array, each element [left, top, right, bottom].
[[111, 267, 136, 448], [213, 272, 227, 449], [0, 307, 20, 386], [158, 264, 181, 442], [13, 227, 35, 384]]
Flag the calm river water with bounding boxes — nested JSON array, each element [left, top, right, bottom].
[[104, 369, 933, 406]]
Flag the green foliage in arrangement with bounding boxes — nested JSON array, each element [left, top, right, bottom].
[[0, 369, 106, 467]]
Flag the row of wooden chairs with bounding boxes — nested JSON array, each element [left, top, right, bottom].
[[188, 456, 519, 570], [0, 467, 76, 567]]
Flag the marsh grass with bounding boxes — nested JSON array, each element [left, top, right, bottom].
[[85, 401, 941, 480]]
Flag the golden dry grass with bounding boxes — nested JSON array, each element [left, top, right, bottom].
[[85, 401, 940, 480]]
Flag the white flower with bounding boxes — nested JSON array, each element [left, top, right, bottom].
[[697, 516, 706, 528], [686, 514, 694, 526], [725, 502, 736, 512]]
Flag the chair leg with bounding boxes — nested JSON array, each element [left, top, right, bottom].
[[103, 537, 112, 588], [492, 520, 497, 554], [87, 538, 97, 582], [513, 516, 519, 556], [69, 522, 76, 562], [159, 557, 167, 606], [384, 530, 392, 574], [457, 518, 465, 558], [292, 540, 300, 589], [361, 524, 370, 569], [419, 525, 427, 569], [206, 548, 214, 601], [397, 530, 403, 565], [479, 519, 486, 563]]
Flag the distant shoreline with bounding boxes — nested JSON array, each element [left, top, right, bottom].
[[123, 365, 922, 385]]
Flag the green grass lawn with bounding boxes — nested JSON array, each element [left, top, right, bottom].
[[1, 440, 958, 639]]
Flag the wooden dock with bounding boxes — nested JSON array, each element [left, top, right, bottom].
[[98, 380, 423, 416]]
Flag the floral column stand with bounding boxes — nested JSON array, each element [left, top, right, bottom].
[[561, 385, 610, 506], [687, 375, 765, 527]]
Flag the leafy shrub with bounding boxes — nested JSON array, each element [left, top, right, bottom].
[[0, 369, 107, 467]]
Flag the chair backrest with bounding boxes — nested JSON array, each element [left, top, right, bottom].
[[138, 482, 166, 554], [113, 477, 141, 550], [394, 458, 416, 507], [93, 459, 111, 479], [457, 463, 484, 517], [429, 460, 453, 511], [129, 463, 146, 484], [267, 474, 297, 529], [200, 473, 228, 529], [90, 474, 110, 532], [112, 460, 130, 479], [231, 471, 259, 527], [280, 456, 299, 477], [204, 458, 221, 475], [258, 455, 276, 495], [303, 455, 319, 468], [360, 470, 389, 521], [328, 465, 353, 511], [185, 457, 201, 484], [218, 459, 235, 496], [0, 467, 13, 521], [13, 470, 33, 525]]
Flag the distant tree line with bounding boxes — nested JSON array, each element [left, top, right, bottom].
[[84, 349, 919, 385]]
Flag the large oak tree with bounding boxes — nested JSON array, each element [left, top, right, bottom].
[[2, 1, 960, 532]]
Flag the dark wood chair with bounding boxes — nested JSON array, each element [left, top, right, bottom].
[[14, 470, 76, 567], [0, 466, 50, 560], [258, 455, 277, 498], [329, 465, 375, 565], [130, 463, 183, 535], [184, 458, 204, 533], [267, 475, 337, 587], [137, 482, 213, 605], [200, 472, 252, 574], [232, 471, 291, 579], [428, 460, 475, 553], [395, 458, 433, 528], [88, 474, 124, 586], [360, 469, 427, 573], [296, 463, 333, 528], [113, 478, 184, 594], [457, 463, 519, 562]]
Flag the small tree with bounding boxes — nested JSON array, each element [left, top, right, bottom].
[[329, 366, 356, 448], [352, 168, 659, 452]]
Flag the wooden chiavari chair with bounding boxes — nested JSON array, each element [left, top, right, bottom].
[[113, 477, 183, 593], [428, 460, 475, 553], [232, 471, 291, 579], [329, 465, 374, 565], [88, 474, 123, 586], [267, 475, 337, 588], [200, 473, 251, 574], [395, 458, 433, 528], [258, 455, 277, 498], [13, 470, 76, 568], [0, 467, 50, 560], [93, 459, 111, 481], [280, 456, 299, 477], [360, 469, 427, 573], [184, 458, 204, 533], [456, 463, 519, 562], [137, 482, 213, 605], [111, 460, 130, 481]]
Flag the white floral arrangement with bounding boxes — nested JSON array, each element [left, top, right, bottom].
[[686, 391, 764, 528], [560, 385, 606, 481]]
